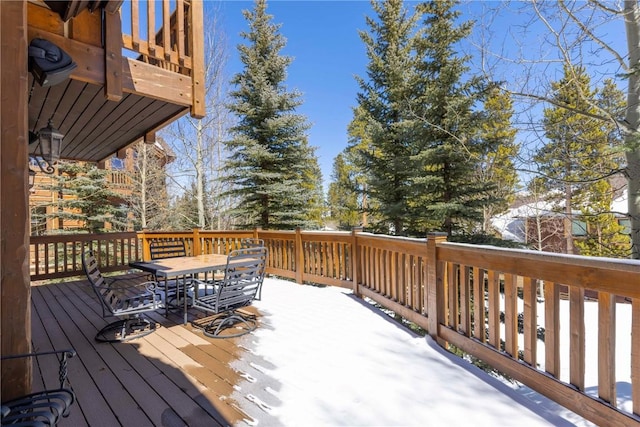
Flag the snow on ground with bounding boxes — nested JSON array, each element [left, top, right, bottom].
[[230, 278, 596, 426]]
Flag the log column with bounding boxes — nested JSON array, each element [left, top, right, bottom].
[[1, 0, 32, 399]]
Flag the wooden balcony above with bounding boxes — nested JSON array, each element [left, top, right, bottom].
[[27, 0, 204, 163]]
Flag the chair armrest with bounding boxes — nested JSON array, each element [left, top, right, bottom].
[[1, 349, 75, 389], [96, 281, 161, 294]]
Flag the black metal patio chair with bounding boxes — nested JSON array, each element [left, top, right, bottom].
[[192, 247, 267, 338], [1, 349, 76, 426], [82, 250, 163, 343], [148, 239, 200, 306]]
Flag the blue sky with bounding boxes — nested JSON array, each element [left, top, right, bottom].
[[211, 1, 377, 188], [208, 1, 626, 189]]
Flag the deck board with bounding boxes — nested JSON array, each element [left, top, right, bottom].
[[29, 278, 251, 427]]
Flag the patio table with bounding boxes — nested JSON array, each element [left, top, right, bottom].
[[130, 254, 228, 324]]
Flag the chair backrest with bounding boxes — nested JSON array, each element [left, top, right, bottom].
[[82, 250, 118, 316], [215, 247, 267, 312], [83, 250, 161, 319], [149, 239, 187, 260], [240, 238, 264, 249]]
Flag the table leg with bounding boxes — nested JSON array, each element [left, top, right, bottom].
[[165, 277, 169, 317], [183, 275, 188, 325]]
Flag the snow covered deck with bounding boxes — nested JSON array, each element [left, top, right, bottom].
[[30, 276, 592, 426]]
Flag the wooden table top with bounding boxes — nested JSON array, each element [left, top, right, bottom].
[[130, 254, 229, 278]]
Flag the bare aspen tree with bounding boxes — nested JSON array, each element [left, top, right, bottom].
[[472, 0, 639, 258], [128, 139, 173, 230], [161, 8, 233, 230]]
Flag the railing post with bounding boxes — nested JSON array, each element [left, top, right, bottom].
[[192, 228, 201, 256], [295, 227, 303, 284], [351, 227, 363, 297], [254, 227, 261, 240], [140, 228, 151, 261], [427, 232, 447, 344]]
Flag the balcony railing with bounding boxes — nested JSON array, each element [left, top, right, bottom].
[[29, 228, 640, 426], [121, 0, 197, 77]]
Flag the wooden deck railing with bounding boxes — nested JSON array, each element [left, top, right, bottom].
[[29, 232, 141, 280], [30, 228, 640, 425]]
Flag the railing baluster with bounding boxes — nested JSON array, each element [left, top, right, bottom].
[[545, 282, 561, 378], [176, 0, 185, 63], [598, 291, 616, 405], [569, 285, 586, 390], [147, 0, 156, 57], [131, 0, 139, 49], [487, 270, 500, 349], [523, 277, 537, 366], [460, 266, 470, 336], [504, 273, 518, 358], [472, 267, 485, 342]]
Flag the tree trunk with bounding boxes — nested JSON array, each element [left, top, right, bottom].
[[140, 143, 147, 228], [196, 121, 205, 229], [564, 181, 574, 254], [625, 0, 640, 259]]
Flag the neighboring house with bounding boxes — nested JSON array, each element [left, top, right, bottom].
[[29, 139, 175, 234], [492, 187, 630, 254]]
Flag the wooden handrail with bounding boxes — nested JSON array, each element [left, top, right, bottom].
[[30, 228, 640, 425]]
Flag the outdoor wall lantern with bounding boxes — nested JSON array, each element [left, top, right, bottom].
[[29, 119, 63, 175]]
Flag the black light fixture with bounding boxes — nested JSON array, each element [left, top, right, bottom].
[[29, 119, 63, 175]]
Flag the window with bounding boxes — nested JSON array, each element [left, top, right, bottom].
[[111, 157, 124, 170], [571, 220, 587, 237], [619, 219, 631, 235]]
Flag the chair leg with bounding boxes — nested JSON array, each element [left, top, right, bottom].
[[95, 317, 156, 343], [201, 312, 256, 339]]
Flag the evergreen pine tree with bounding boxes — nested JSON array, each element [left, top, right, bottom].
[[225, 0, 321, 230], [40, 161, 128, 233], [355, 0, 421, 235], [327, 153, 361, 230], [410, 0, 491, 237], [536, 64, 624, 254], [474, 88, 519, 233]]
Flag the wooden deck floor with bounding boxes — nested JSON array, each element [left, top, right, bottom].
[[30, 278, 255, 427]]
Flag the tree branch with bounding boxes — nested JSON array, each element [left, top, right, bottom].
[[559, 0, 628, 71], [506, 88, 635, 134]]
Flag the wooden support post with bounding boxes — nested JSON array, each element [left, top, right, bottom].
[[1, 0, 32, 400], [351, 227, 362, 297], [104, 8, 123, 101], [295, 227, 303, 284], [189, 0, 205, 118], [139, 229, 151, 261], [426, 233, 447, 344], [632, 298, 639, 416], [192, 227, 201, 256], [144, 132, 155, 144]]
